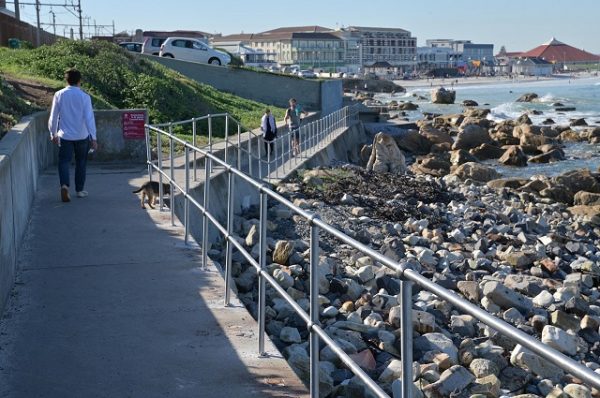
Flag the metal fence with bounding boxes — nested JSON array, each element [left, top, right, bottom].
[[148, 106, 359, 183], [145, 110, 600, 397]]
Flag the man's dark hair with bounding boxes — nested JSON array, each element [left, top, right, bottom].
[[64, 68, 81, 86]]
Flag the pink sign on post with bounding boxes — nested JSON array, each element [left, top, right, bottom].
[[122, 111, 146, 140]]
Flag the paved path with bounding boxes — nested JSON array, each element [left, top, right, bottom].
[[0, 164, 307, 398]]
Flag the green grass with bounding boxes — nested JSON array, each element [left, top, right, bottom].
[[0, 40, 285, 137], [0, 75, 35, 138]]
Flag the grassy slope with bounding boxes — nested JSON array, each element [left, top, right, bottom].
[[0, 40, 285, 137], [0, 75, 35, 138]]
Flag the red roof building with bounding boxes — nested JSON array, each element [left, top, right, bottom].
[[519, 37, 600, 63]]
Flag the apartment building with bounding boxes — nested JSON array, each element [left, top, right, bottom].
[[213, 25, 417, 70], [425, 39, 494, 64], [343, 26, 417, 67], [213, 26, 344, 67]]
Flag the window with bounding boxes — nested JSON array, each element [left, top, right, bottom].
[[151, 38, 165, 47], [171, 40, 188, 48], [192, 41, 207, 51]]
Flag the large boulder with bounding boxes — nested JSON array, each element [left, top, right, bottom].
[[553, 169, 600, 194], [397, 101, 419, 111], [574, 191, 600, 206], [366, 132, 407, 174], [516, 93, 539, 102], [529, 149, 565, 163], [419, 125, 453, 145], [452, 162, 500, 182], [431, 87, 456, 104], [470, 143, 505, 160], [499, 146, 528, 167], [520, 133, 554, 153], [433, 113, 464, 129], [411, 154, 451, 177], [450, 149, 478, 165], [462, 99, 479, 107], [395, 130, 433, 154], [453, 124, 492, 150], [513, 124, 542, 139], [559, 129, 585, 142]]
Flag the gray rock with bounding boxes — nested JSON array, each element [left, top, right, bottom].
[[245, 224, 259, 247], [469, 358, 500, 378], [280, 327, 302, 344], [235, 267, 257, 293], [415, 333, 459, 364], [541, 325, 578, 355], [563, 383, 592, 398], [510, 344, 565, 380], [533, 290, 554, 307], [482, 281, 533, 313], [273, 268, 294, 289], [422, 365, 475, 398], [355, 265, 375, 283]]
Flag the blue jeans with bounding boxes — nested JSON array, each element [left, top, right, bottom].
[[58, 138, 89, 192]]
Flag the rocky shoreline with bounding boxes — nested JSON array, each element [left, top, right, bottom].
[[207, 156, 600, 397], [206, 92, 600, 397]]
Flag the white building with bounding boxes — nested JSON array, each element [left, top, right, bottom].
[[417, 46, 453, 69], [512, 58, 553, 76]]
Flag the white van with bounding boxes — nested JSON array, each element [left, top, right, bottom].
[[159, 37, 231, 66], [141, 37, 166, 56]]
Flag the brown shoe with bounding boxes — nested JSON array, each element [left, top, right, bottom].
[[61, 185, 70, 202]]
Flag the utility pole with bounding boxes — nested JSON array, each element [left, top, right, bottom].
[[49, 9, 56, 36], [35, 0, 41, 46], [14, 0, 20, 20], [77, 0, 83, 40]]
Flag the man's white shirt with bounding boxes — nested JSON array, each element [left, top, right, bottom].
[[48, 86, 96, 141]]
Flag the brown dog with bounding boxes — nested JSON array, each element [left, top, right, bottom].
[[132, 181, 170, 209]]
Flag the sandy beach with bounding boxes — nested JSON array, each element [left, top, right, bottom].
[[394, 71, 599, 90]]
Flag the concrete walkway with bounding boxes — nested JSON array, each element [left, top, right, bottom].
[[0, 164, 307, 398]]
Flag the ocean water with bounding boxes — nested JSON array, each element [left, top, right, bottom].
[[374, 77, 600, 178]]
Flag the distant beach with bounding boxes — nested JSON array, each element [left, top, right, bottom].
[[394, 71, 600, 90]]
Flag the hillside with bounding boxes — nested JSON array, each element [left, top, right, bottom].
[[0, 75, 37, 139], [0, 40, 285, 138]]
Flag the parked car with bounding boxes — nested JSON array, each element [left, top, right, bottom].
[[297, 70, 316, 79], [141, 37, 166, 55], [119, 42, 142, 53], [159, 37, 230, 66]]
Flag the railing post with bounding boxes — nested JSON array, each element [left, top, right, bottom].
[[237, 124, 241, 169], [400, 280, 414, 398], [258, 191, 267, 356], [157, 130, 164, 211], [309, 220, 320, 398], [192, 118, 198, 181], [184, 146, 190, 245], [208, 115, 213, 173], [145, 125, 152, 180], [258, 137, 263, 181], [202, 151, 211, 269], [224, 170, 235, 306], [169, 124, 175, 226], [225, 114, 229, 165], [248, 130, 253, 177], [267, 139, 271, 181]]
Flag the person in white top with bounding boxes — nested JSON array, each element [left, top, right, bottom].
[[48, 68, 98, 202], [260, 108, 277, 157]]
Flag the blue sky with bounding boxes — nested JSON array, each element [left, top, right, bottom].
[[12, 0, 600, 53]]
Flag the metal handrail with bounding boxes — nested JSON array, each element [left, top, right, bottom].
[[145, 106, 600, 397]]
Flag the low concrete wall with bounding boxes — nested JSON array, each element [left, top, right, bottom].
[[142, 55, 342, 114], [174, 122, 368, 247], [0, 112, 53, 313], [0, 108, 148, 314]]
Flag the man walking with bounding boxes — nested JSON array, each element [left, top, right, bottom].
[[284, 98, 307, 156], [48, 68, 98, 202]]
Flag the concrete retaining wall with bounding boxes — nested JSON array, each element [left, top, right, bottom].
[[141, 55, 343, 115], [174, 122, 368, 248], [0, 108, 148, 314]]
